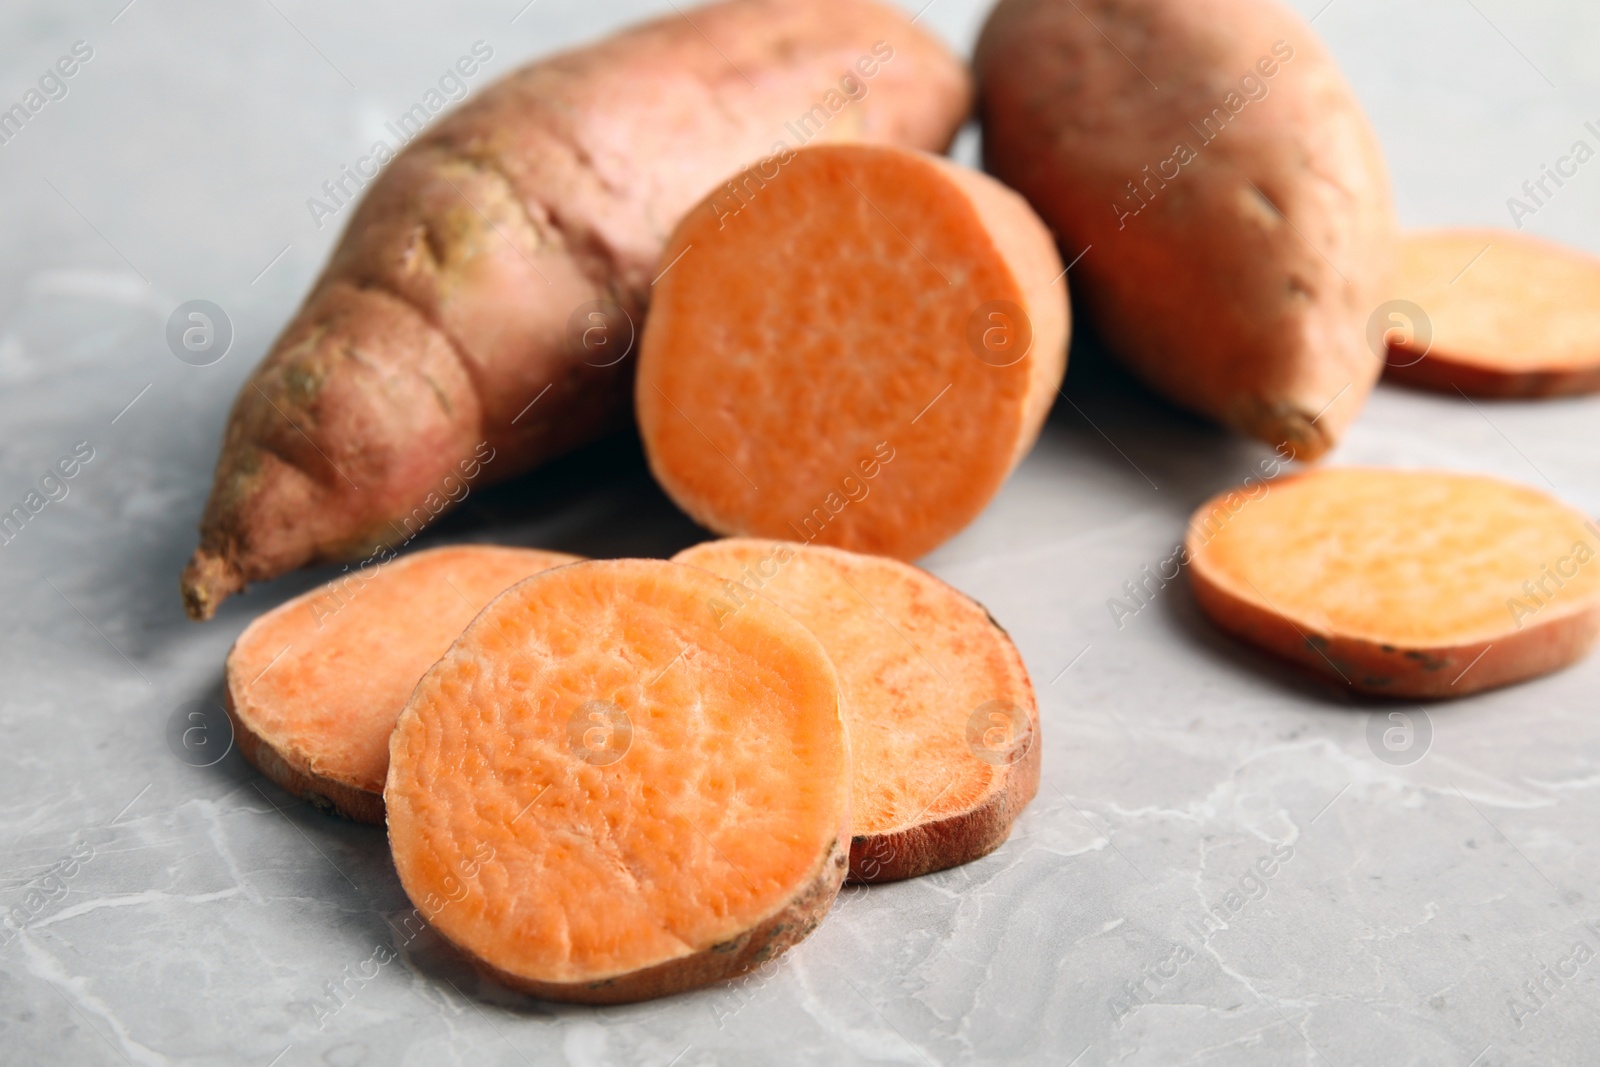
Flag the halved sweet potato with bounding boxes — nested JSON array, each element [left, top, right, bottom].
[[1187, 468, 1600, 697], [1385, 229, 1600, 397], [674, 539, 1039, 883], [181, 0, 973, 620], [226, 545, 579, 822], [385, 558, 849, 1003], [636, 142, 1068, 561]]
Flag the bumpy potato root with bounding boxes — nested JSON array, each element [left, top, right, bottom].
[[183, 0, 971, 619]]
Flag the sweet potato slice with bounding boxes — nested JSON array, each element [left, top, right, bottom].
[[1384, 229, 1600, 397], [1186, 468, 1600, 697], [976, 0, 1398, 459], [636, 142, 1068, 561], [226, 545, 579, 822], [181, 0, 972, 620], [674, 539, 1039, 883], [385, 558, 849, 1003]]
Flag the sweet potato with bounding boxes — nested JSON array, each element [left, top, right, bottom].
[[637, 143, 1068, 560], [181, 0, 972, 620], [385, 559, 849, 1003], [976, 0, 1397, 460], [225, 545, 579, 822], [1187, 468, 1600, 698], [1384, 229, 1600, 397], [674, 539, 1039, 882]]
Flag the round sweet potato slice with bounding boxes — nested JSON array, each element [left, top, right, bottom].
[[226, 545, 580, 822], [674, 539, 1039, 883], [636, 142, 1069, 562], [385, 558, 850, 1004], [1186, 468, 1600, 698], [1385, 229, 1600, 397]]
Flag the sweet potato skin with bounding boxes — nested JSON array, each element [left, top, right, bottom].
[[1189, 562, 1600, 699], [976, 0, 1397, 459], [183, 0, 972, 620], [471, 841, 848, 1004], [228, 687, 387, 823]]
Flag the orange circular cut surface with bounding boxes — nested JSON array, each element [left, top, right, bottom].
[[1187, 468, 1600, 697], [385, 558, 849, 1002], [226, 545, 580, 821], [1388, 229, 1600, 396], [636, 142, 1068, 561], [675, 539, 1038, 882]]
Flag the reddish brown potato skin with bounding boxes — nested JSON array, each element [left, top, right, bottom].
[[1189, 564, 1600, 700], [1387, 359, 1600, 400], [182, 0, 971, 620], [976, 0, 1397, 460]]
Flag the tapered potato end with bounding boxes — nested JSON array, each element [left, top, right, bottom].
[[183, 283, 484, 619], [181, 548, 245, 621]]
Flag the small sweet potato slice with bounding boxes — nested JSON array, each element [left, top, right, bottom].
[[385, 558, 849, 1003], [226, 545, 579, 822], [1187, 468, 1600, 698], [1385, 229, 1600, 397], [636, 142, 1069, 561], [674, 539, 1039, 883]]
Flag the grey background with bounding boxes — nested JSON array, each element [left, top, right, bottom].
[[2, 1, 1598, 1064]]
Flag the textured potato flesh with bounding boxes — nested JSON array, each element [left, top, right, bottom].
[[639, 144, 1047, 560], [1399, 229, 1600, 372], [676, 540, 1032, 839], [228, 546, 578, 795], [386, 559, 847, 986], [1193, 469, 1600, 647]]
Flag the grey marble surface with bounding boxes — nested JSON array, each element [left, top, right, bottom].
[[2, 1, 1599, 1064]]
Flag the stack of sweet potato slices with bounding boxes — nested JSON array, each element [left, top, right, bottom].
[[225, 541, 1038, 1002]]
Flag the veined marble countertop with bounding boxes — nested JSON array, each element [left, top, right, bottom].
[[2, 1, 1598, 1064]]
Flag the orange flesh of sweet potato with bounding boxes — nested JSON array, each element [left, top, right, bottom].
[[636, 143, 1068, 561], [225, 545, 579, 822], [1187, 468, 1600, 698], [181, 0, 972, 620], [1385, 229, 1600, 397], [674, 539, 1039, 883], [976, 0, 1398, 460], [384, 558, 849, 1003]]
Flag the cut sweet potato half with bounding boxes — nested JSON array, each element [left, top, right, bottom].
[[674, 539, 1039, 883], [226, 545, 579, 822], [636, 142, 1069, 562], [385, 558, 849, 1003], [1385, 229, 1600, 397], [1187, 468, 1600, 698]]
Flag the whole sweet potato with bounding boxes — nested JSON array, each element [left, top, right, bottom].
[[182, 0, 970, 620], [976, 0, 1397, 460]]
